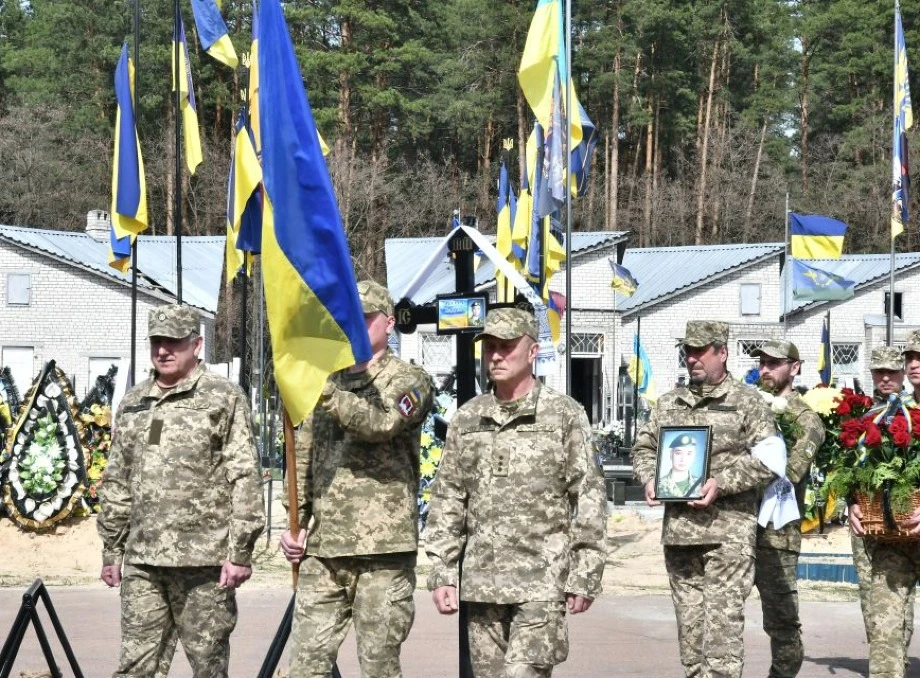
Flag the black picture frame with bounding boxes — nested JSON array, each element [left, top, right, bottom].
[[653, 425, 713, 502]]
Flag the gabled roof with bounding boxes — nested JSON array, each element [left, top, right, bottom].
[[386, 230, 628, 303], [0, 225, 224, 314], [783, 252, 920, 316], [617, 242, 785, 316]]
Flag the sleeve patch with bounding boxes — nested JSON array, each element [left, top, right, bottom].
[[398, 389, 422, 418]]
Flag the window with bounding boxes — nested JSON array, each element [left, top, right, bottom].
[[832, 343, 860, 376], [7, 273, 31, 306], [2, 346, 34, 391], [570, 333, 604, 355], [738, 339, 768, 357], [884, 292, 904, 321], [420, 333, 454, 374], [740, 283, 761, 316], [677, 345, 687, 369]]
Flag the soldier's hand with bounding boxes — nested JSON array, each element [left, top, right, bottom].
[[432, 585, 459, 615], [219, 561, 252, 589], [565, 593, 593, 615], [644, 480, 661, 507], [900, 506, 920, 534], [688, 478, 720, 508], [280, 529, 307, 563], [849, 503, 866, 536], [101, 564, 122, 588]]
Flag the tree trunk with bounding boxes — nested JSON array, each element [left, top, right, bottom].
[[650, 94, 661, 242], [744, 119, 768, 237], [800, 35, 810, 192], [642, 94, 654, 247], [337, 18, 353, 233], [711, 35, 731, 241], [610, 7, 622, 234], [695, 37, 720, 245], [166, 106, 175, 236], [517, 88, 529, 185]]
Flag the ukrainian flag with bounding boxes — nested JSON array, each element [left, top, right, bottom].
[[818, 316, 832, 385], [225, 110, 262, 282], [789, 213, 847, 259], [547, 290, 565, 343], [110, 43, 148, 240], [628, 334, 656, 404], [248, 0, 260, 152], [496, 158, 515, 302], [258, 0, 372, 424], [610, 261, 638, 297], [174, 17, 203, 175], [191, 0, 238, 68], [108, 225, 132, 273]]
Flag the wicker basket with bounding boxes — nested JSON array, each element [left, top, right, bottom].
[[855, 490, 920, 540]]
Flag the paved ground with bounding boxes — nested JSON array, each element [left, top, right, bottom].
[[2, 585, 918, 677]]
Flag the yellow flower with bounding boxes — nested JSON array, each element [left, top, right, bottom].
[[420, 432, 433, 448], [420, 459, 437, 478], [801, 387, 843, 416], [427, 446, 443, 464]]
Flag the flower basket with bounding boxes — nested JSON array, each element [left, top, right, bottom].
[[855, 486, 920, 541]]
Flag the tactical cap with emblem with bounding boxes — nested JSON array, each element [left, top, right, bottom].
[[870, 345, 904, 371], [357, 279, 394, 316], [902, 330, 920, 356], [750, 339, 801, 362], [473, 307, 538, 342], [677, 320, 729, 348], [669, 434, 698, 449], [148, 304, 201, 339]]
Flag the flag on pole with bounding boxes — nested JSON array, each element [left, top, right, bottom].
[[789, 213, 847, 259], [191, 0, 239, 68], [258, 0, 372, 425], [571, 102, 597, 196], [818, 316, 832, 385], [791, 259, 855, 301], [547, 290, 566, 343], [248, 0, 260, 152], [496, 157, 516, 302], [173, 17, 203, 175], [892, 0, 913, 239], [536, 70, 566, 219], [111, 43, 148, 240], [628, 334, 656, 404], [610, 261, 638, 297], [225, 110, 263, 282], [109, 226, 132, 273]]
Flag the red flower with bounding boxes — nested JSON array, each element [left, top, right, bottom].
[[890, 415, 909, 436], [839, 432, 861, 448], [863, 422, 883, 447], [910, 409, 920, 433], [893, 429, 912, 447], [836, 401, 852, 416], [839, 419, 864, 448], [841, 388, 855, 396]]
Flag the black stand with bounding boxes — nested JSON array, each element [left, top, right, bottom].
[[0, 579, 84, 678], [257, 593, 341, 678]]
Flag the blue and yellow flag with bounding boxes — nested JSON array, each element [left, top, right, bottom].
[[108, 225, 132, 273], [258, 0, 372, 424], [547, 290, 566, 343], [191, 0, 238, 68], [248, 0, 260, 152], [173, 17, 203, 175], [536, 70, 565, 219], [111, 43, 148, 240], [791, 259, 855, 301], [225, 110, 262, 282], [571, 102, 597, 197], [789, 213, 847, 259], [893, 1, 913, 239], [496, 158, 516, 302], [818, 316, 832, 385], [628, 334, 656, 404], [610, 261, 638, 297]]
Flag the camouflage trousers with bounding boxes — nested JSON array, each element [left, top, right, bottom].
[[754, 545, 802, 678], [465, 601, 568, 677], [664, 542, 755, 678], [114, 564, 237, 678], [867, 541, 920, 677], [852, 531, 915, 652], [288, 554, 416, 678]]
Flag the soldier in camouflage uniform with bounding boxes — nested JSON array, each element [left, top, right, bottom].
[[98, 304, 265, 678], [279, 279, 433, 678], [750, 340, 825, 678], [631, 320, 777, 678], [859, 337, 920, 677], [848, 345, 912, 663], [425, 307, 607, 678]]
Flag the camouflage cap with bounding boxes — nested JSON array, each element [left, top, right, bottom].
[[869, 345, 904, 371], [678, 321, 729, 348], [357, 279, 394, 316], [902, 330, 920, 356], [148, 304, 200, 339], [473, 307, 538, 342], [669, 434, 698, 449], [750, 339, 801, 362]]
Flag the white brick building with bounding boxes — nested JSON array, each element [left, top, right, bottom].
[[0, 213, 224, 395]]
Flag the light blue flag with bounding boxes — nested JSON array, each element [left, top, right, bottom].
[[791, 259, 855, 301]]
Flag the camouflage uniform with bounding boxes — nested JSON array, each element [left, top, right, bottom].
[[750, 341, 826, 678], [631, 321, 777, 678], [426, 308, 607, 678], [98, 305, 265, 678], [865, 340, 917, 677], [288, 280, 434, 678]]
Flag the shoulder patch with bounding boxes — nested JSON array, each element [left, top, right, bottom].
[[397, 389, 422, 418]]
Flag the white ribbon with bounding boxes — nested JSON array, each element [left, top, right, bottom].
[[753, 435, 800, 529]]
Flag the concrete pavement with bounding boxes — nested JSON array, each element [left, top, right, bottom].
[[1, 585, 916, 676]]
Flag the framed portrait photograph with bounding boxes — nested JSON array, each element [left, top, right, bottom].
[[653, 426, 713, 502]]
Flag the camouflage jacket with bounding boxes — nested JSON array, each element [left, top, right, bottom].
[[631, 374, 777, 549], [756, 392, 825, 552], [425, 383, 607, 604], [98, 366, 264, 567], [294, 350, 433, 557]]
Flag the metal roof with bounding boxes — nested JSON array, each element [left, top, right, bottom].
[[783, 252, 920, 316], [386, 230, 629, 303], [617, 242, 785, 315], [0, 225, 224, 314]]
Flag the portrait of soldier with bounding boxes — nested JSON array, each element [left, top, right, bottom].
[[657, 433, 703, 499]]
